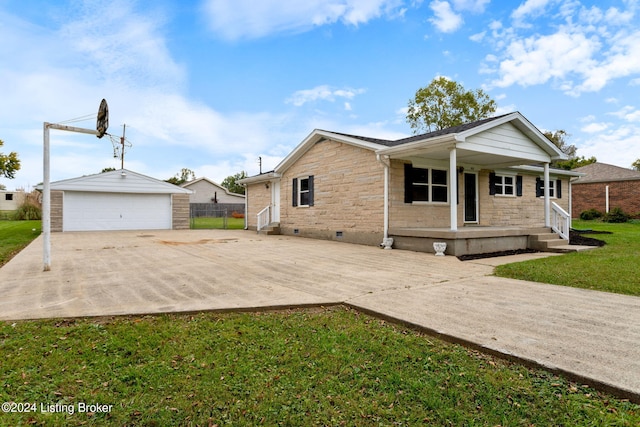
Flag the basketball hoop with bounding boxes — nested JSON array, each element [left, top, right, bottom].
[[96, 99, 109, 138]]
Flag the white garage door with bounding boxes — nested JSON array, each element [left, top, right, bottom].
[[63, 192, 172, 231]]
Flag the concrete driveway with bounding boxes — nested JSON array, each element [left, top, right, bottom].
[[1, 229, 639, 402]]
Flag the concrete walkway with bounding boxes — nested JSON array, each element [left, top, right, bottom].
[[1, 230, 639, 402]]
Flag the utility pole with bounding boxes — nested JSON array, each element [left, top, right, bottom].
[[120, 124, 126, 169], [258, 156, 262, 174]]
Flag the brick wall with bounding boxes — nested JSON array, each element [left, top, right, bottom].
[[572, 180, 640, 217], [279, 139, 385, 244], [172, 194, 191, 230], [245, 182, 271, 230]]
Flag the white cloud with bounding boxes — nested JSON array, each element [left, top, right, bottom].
[[202, 0, 406, 40], [511, 0, 553, 25], [581, 122, 609, 133], [488, 29, 599, 90], [578, 123, 640, 167], [482, 0, 640, 96], [429, 0, 463, 33], [285, 85, 366, 106], [469, 31, 485, 42], [451, 0, 490, 13]]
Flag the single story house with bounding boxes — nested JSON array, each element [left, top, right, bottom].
[[181, 177, 245, 204], [572, 162, 640, 217], [38, 169, 192, 232], [0, 190, 26, 211], [240, 112, 583, 256]]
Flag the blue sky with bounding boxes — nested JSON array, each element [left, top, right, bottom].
[[1, 0, 639, 190]]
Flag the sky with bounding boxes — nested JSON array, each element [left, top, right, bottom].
[[1, 0, 639, 191]]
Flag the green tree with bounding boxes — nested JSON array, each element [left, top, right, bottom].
[[406, 77, 497, 134], [632, 159, 640, 171], [101, 167, 116, 173], [165, 168, 196, 185], [543, 130, 596, 170], [221, 171, 247, 195], [0, 139, 21, 179]]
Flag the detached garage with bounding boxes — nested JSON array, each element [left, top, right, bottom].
[[41, 169, 192, 232]]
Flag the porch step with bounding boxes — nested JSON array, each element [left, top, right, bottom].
[[258, 222, 281, 236], [528, 230, 596, 253]]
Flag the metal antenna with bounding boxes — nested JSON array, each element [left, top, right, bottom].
[[109, 124, 132, 169]]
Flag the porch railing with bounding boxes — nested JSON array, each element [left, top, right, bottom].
[[551, 201, 570, 242], [257, 205, 270, 232]]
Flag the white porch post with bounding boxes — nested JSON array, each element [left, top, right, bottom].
[[449, 147, 457, 231], [544, 162, 550, 228]]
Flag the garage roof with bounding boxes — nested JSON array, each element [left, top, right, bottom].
[[41, 169, 193, 194]]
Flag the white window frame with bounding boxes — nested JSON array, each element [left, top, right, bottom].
[[540, 179, 556, 199], [494, 174, 516, 197], [297, 176, 311, 207], [412, 167, 448, 204]]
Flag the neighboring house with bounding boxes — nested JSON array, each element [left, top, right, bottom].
[[181, 177, 245, 204], [572, 162, 640, 217], [37, 169, 192, 231], [0, 190, 26, 211], [240, 112, 582, 256]]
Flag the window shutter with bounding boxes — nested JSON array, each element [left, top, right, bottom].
[[516, 176, 523, 197], [535, 177, 543, 197], [404, 164, 413, 203], [556, 179, 562, 199], [489, 172, 496, 195], [292, 178, 298, 207], [308, 175, 314, 206]]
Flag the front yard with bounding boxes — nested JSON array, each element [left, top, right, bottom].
[[2, 308, 638, 426], [495, 220, 640, 296]]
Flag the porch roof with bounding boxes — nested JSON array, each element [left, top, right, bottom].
[[375, 112, 567, 168]]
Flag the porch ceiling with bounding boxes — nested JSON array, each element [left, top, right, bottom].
[[388, 144, 544, 168]]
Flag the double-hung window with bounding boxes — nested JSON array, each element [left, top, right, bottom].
[[292, 175, 314, 207], [495, 175, 515, 196], [489, 173, 523, 197], [536, 178, 561, 198], [404, 164, 448, 203]]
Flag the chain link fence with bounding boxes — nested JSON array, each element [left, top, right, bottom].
[[189, 203, 245, 229]]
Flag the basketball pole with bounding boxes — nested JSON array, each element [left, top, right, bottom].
[[42, 123, 100, 272]]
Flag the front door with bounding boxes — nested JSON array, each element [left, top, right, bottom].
[[464, 173, 478, 223], [271, 180, 280, 223]]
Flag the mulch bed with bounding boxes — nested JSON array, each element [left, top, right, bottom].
[[457, 229, 609, 261]]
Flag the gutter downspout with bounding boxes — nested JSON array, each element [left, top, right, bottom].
[[376, 154, 391, 247]]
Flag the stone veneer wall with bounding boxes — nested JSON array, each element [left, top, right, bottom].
[[478, 172, 570, 227], [388, 162, 571, 229], [51, 190, 63, 232], [279, 139, 385, 245], [172, 194, 191, 230], [245, 182, 271, 230], [572, 180, 640, 217]]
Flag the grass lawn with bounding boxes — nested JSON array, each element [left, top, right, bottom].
[[495, 220, 640, 296], [1, 307, 638, 426], [0, 220, 41, 267], [191, 217, 245, 229]]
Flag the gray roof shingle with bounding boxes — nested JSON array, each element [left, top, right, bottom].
[[573, 162, 640, 183]]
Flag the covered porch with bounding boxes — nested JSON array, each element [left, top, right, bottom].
[[376, 113, 573, 255]]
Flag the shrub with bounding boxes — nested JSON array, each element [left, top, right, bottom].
[[602, 207, 629, 223], [13, 191, 42, 220], [580, 209, 603, 220]]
